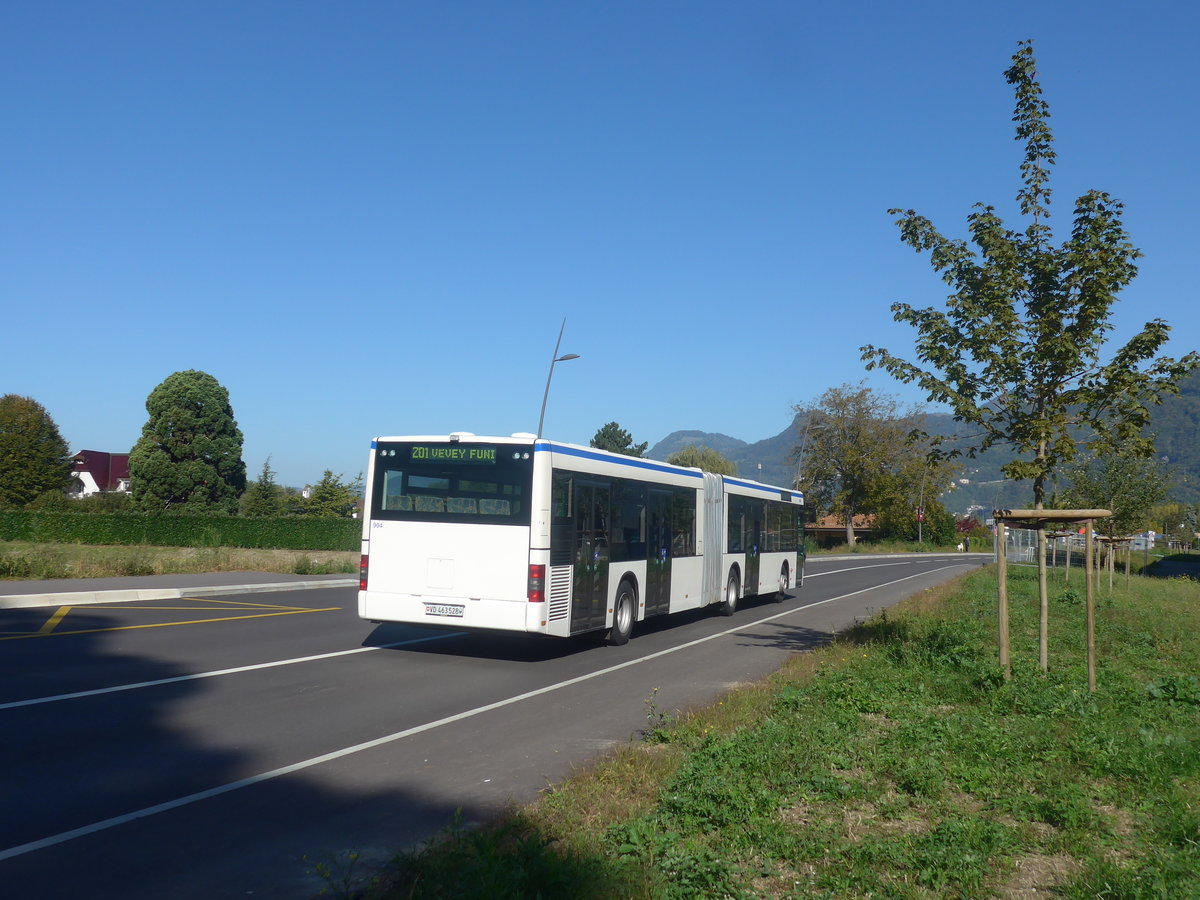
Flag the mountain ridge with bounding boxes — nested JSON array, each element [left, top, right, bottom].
[[647, 370, 1200, 512]]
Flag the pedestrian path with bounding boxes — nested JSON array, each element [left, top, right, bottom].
[[0, 571, 356, 610]]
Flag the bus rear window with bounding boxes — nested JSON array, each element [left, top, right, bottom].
[[371, 442, 534, 525]]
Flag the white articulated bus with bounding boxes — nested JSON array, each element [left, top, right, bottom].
[[358, 433, 806, 644]]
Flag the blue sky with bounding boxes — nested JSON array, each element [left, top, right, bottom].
[[4, 2, 1197, 488]]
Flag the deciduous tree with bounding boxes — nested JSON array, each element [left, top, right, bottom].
[[794, 383, 953, 546], [129, 370, 247, 513], [0, 394, 72, 509], [666, 444, 738, 476], [1062, 453, 1168, 539], [860, 41, 1198, 666], [861, 41, 1197, 509]]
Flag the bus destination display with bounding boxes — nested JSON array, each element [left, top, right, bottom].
[[409, 445, 498, 465]]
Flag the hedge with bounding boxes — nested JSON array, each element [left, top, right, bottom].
[[0, 512, 360, 551]]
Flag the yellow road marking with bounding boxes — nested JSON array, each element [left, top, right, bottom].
[[0, 607, 342, 641], [175, 597, 313, 610], [37, 607, 71, 635], [81, 605, 307, 612]]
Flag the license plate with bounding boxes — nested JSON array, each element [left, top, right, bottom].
[[424, 603, 465, 618]]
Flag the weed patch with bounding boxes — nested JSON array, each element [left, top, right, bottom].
[[365, 566, 1200, 898]]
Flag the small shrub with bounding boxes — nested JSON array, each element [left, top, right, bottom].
[[1146, 676, 1200, 707]]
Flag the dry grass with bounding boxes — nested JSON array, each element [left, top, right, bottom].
[[0, 541, 359, 579]]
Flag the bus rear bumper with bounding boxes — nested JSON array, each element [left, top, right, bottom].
[[358, 590, 540, 633]]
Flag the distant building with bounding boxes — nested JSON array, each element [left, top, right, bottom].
[[70, 450, 131, 497], [805, 513, 876, 548]]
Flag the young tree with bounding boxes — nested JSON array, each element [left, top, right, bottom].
[[129, 370, 247, 513], [794, 383, 953, 546], [666, 444, 738, 475], [861, 41, 1198, 510], [590, 422, 648, 458], [1062, 453, 1167, 538], [0, 394, 72, 509], [241, 457, 283, 517], [861, 41, 1197, 669]]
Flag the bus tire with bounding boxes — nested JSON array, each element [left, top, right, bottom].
[[608, 580, 635, 645], [719, 570, 739, 617], [775, 562, 790, 603]]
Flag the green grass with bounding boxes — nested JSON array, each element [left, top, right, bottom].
[[808, 538, 965, 556], [0, 541, 358, 579], [360, 566, 1200, 899]]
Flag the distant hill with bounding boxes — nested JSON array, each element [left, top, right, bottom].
[[1153, 368, 1200, 503], [648, 370, 1200, 512], [649, 422, 799, 489]]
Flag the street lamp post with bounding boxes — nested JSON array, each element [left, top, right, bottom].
[[536, 319, 580, 439], [793, 418, 827, 490]]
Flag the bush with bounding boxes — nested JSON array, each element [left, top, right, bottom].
[[0, 511, 358, 551]]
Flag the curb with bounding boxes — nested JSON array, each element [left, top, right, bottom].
[[0, 578, 358, 610]]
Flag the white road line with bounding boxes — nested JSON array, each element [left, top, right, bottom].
[[2, 561, 921, 711], [0, 633, 463, 711], [0, 562, 972, 862], [805, 561, 914, 577]]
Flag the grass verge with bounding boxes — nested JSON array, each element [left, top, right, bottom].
[[354, 566, 1199, 899], [0, 541, 358, 579]]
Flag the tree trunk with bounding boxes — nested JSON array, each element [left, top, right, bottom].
[[1035, 452, 1049, 672]]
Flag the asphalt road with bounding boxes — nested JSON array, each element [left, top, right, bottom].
[[0, 554, 988, 899]]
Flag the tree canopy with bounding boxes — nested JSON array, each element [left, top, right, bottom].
[[794, 382, 955, 546], [129, 370, 247, 513], [0, 394, 72, 509], [861, 41, 1198, 510], [1061, 452, 1167, 538], [666, 444, 738, 476], [590, 422, 648, 458]]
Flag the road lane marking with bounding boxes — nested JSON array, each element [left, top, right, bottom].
[[174, 597, 315, 610], [0, 632, 464, 711], [0, 607, 341, 642], [805, 562, 914, 577], [0, 562, 975, 862], [37, 607, 71, 635]]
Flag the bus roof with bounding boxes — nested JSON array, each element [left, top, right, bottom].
[[370, 434, 804, 504]]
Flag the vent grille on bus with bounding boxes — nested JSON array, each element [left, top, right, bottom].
[[548, 566, 572, 621]]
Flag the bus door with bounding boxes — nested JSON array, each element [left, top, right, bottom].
[[571, 481, 610, 632], [646, 489, 672, 616], [745, 499, 763, 595]]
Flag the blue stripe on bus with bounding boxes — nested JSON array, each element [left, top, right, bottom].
[[723, 475, 802, 500], [535, 443, 704, 479], [371, 440, 377, 449]]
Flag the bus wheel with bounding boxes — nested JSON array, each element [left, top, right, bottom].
[[775, 562, 790, 603], [719, 571, 739, 617], [608, 581, 635, 645]]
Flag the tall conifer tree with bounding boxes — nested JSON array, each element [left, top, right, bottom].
[[129, 370, 247, 513]]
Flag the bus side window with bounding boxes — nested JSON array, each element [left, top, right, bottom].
[[671, 488, 695, 557], [552, 473, 572, 519], [727, 496, 745, 553]]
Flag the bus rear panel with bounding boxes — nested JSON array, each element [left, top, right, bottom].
[[358, 436, 542, 632]]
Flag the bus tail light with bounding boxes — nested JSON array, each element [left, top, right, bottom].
[[359, 555, 369, 591], [528, 564, 545, 602]]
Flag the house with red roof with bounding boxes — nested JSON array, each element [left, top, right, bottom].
[[69, 450, 131, 497]]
